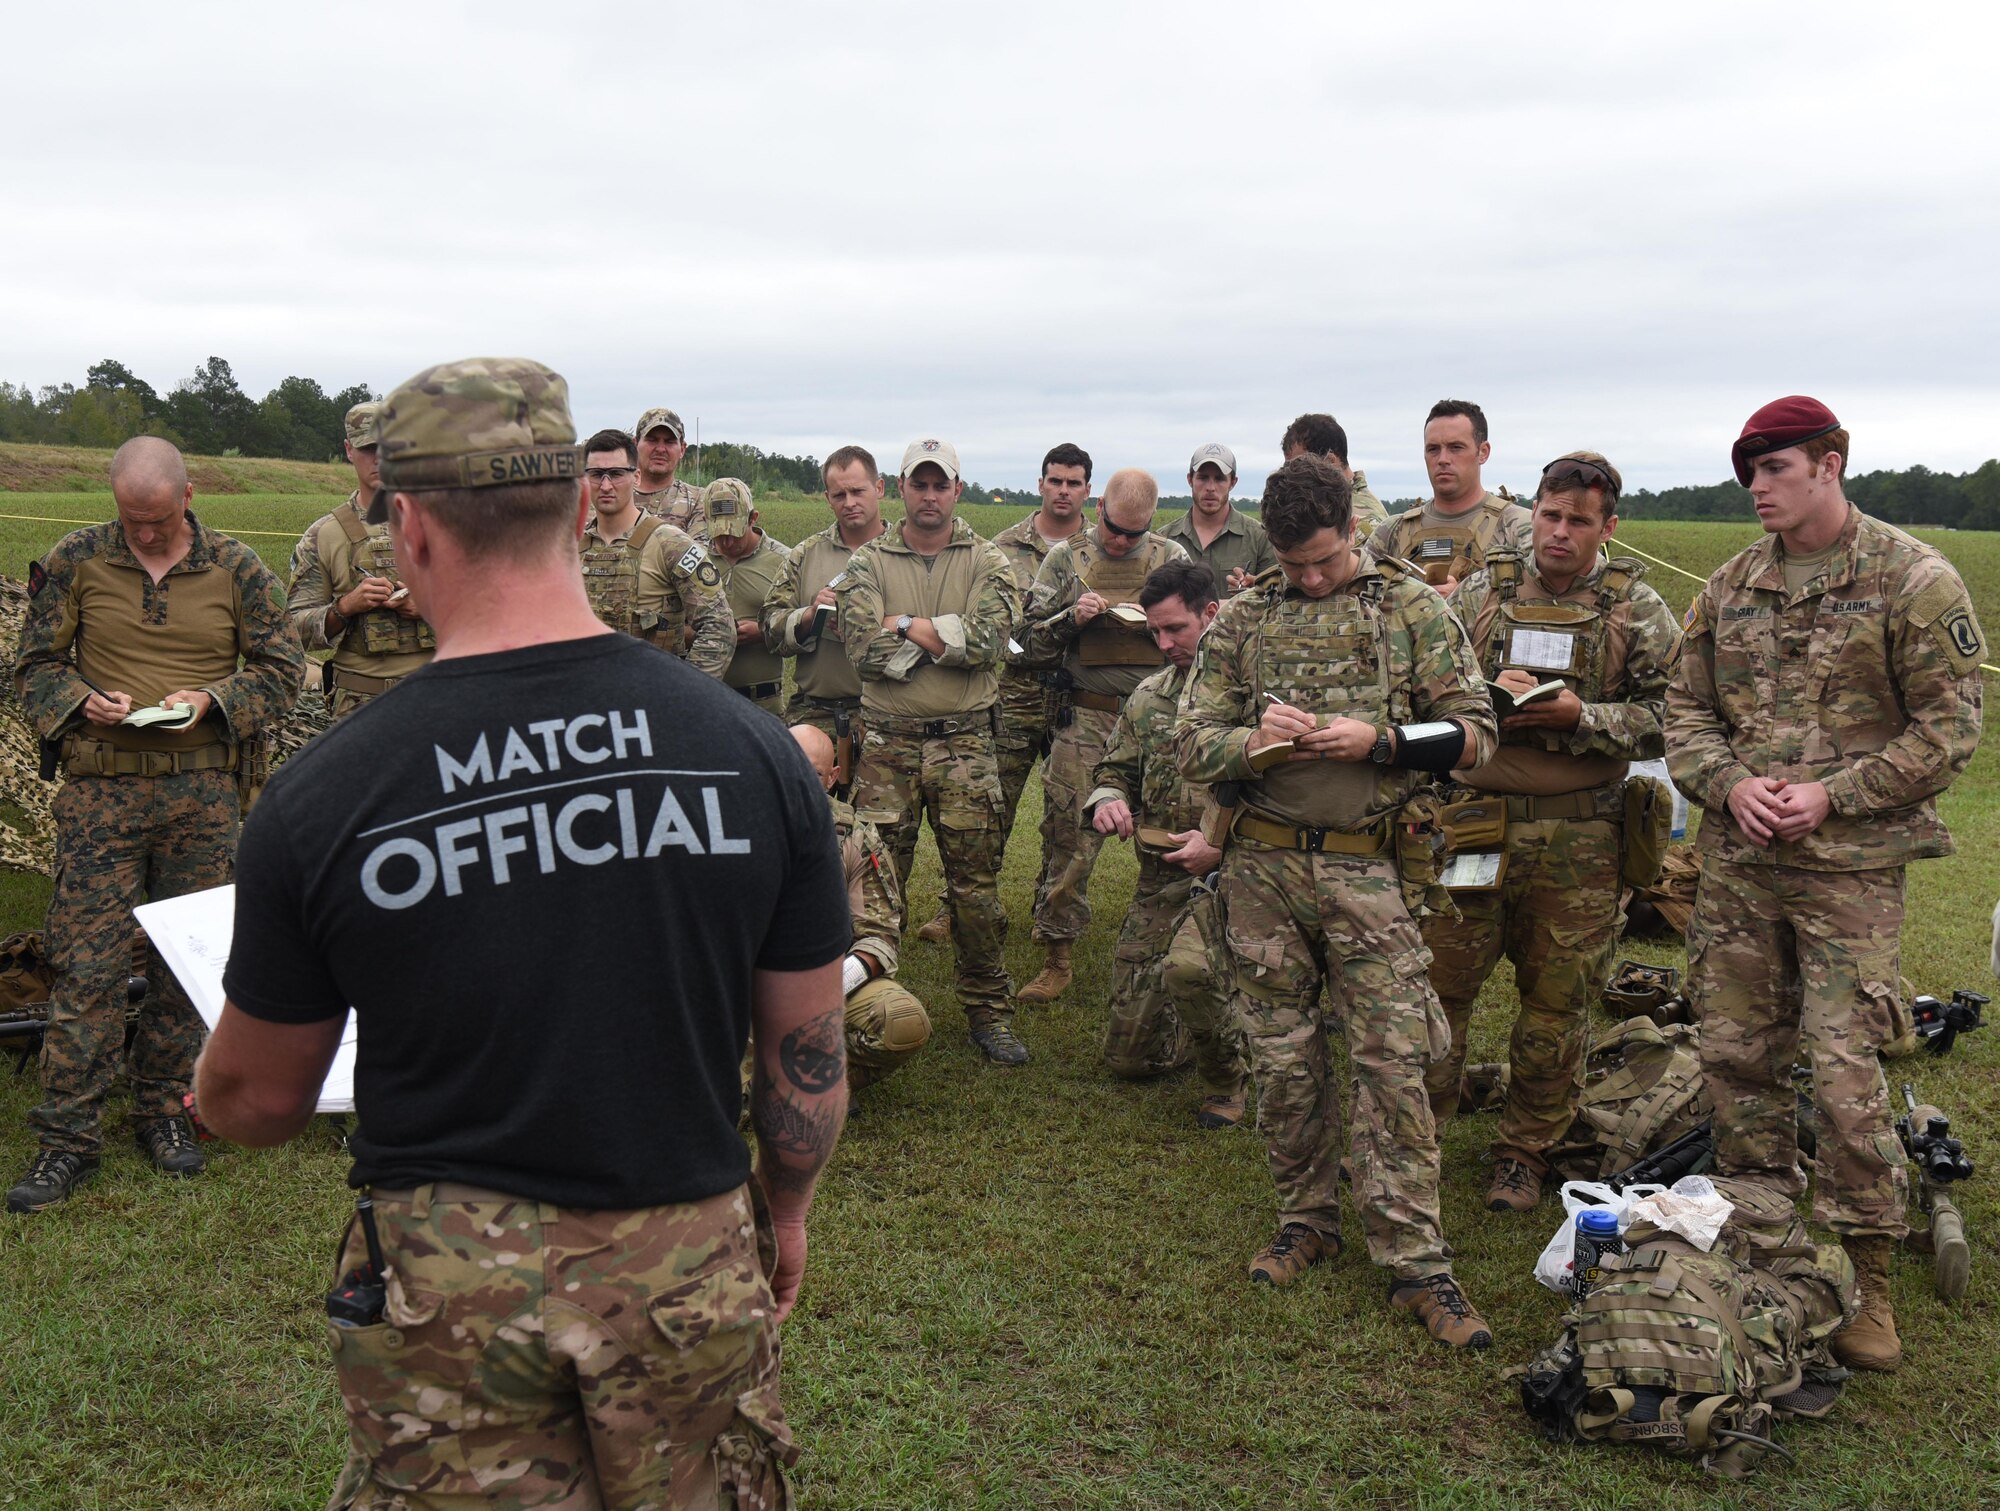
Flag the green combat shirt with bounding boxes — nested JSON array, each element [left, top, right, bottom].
[[763, 521, 873, 704], [1665, 505, 1985, 872], [1160, 506, 1276, 591], [713, 531, 791, 692], [17, 512, 304, 755], [837, 517, 1014, 720]]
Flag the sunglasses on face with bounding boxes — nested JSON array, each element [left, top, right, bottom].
[[584, 467, 637, 481], [1098, 514, 1148, 540]]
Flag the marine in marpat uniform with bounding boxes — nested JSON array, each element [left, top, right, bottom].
[[764, 445, 890, 790], [286, 400, 434, 716], [1368, 398, 1532, 594], [1666, 396, 1986, 1373], [913, 442, 1092, 943], [791, 725, 932, 1091], [703, 478, 791, 717], [1281, 413, 1389, 538], [1160, 443, 1276, 592], [578, 428, 732, 676], [7, 437, 303, 1213], [1016, 469, 1187, 1005], [1176, 454, 1498, 1348], [839, 438, 1023, 1064], [1418, 452, 1682, 1213], [1084, 560, 1247, 1126], [631, 405, 707, 539]]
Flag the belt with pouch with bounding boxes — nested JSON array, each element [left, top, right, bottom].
[[61, 734, 238, 778], [866, 709, 996, 739], [734, 681, 784, 702], [1233, 811, 1391, 856], [1069, 689, 1122, 715], [329, 665, 408, 697]]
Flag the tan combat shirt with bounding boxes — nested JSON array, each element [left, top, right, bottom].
[[715, 531, 791, 692], [763, 522, 872, 704], [836, 517, 1014, 719]]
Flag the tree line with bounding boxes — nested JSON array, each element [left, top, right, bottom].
[[5, 360, 1998, 528]]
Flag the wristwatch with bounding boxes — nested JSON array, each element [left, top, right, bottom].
[[1370, 727, 1395, 765], [896, 615, 914, 640]]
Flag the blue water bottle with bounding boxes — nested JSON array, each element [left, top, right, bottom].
[[1571, 1207, 1623, 1299]]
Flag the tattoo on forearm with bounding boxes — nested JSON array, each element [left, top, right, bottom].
[[780, 1007, 846, 1094], [752, 1072, 839, 1193]]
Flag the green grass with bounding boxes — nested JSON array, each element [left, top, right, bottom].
[[2, 504, 1998, 1508]]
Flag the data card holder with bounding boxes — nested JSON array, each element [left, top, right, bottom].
[[1498, 602, 1597, 677]]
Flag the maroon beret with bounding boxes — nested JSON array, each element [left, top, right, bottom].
[[1732, 395, 1841, 485]]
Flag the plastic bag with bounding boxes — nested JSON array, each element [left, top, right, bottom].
[[1532, 1179, 1666, 1295], [1623, 1174, 1732, 1252]]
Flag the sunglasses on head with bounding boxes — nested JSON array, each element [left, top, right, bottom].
[[1540, 457, 1619, 502], [1098, 513, 1148, 540]]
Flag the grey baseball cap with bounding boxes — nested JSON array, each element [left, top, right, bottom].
[[1188, 442, 1237, 477]]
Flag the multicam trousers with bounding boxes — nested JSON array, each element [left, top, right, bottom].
[[994, 670, 1053, 839], [325, 1181, 792, 1510], [1103, 856, 1245, 1092], [1422, 813, 1622, 1163], [1222, 844, 1454, 1278], [845, 976, 932, 1090], [1687, 857, 1910, 1239], [1031, 704, 1116, 944], [850, 726, 1010, 1025], [31, 770, 237, 1154]]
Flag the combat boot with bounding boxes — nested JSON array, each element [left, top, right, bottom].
[[967, 1017, 1030, 1066], [914, 910, 952, 944], [1016, 942, 1072, 1004], [1485, 1153, 1544, 1213], [6, 1148, 100, 1213], [1248, 1223, 1336, 1285], [1832, 1235, 1902, 1372], [1196, 1080, 1247, 1130], [1388, 1273, 1493, 1350], [136, 1115, 207, 1178]]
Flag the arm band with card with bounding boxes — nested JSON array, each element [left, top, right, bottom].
[[1392, 721, 1466, 772]]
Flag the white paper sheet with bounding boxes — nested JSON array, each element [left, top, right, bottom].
[[1506, 627, 1578, 672], [134, 884, 357, 1115]]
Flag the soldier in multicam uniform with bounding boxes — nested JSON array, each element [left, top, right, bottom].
[[1176, 453, 1498, 1348], [579, 428, 732, 676], [1417, 451, 1682, 1213], [1666, 396, 1986, 1374], [914, 442, 1091, 943], [1015, 469, 1187, 1005], [839, 438, 1024, 1064], [7, 437, 302, 1213], [765, 445, 891, 792], [287, 400, 434, 717], [703, 478, 791, 717], [791, 725, 932, 1091], [1160, 443, 1277, 593], [194, 358, 847, 1507], [631, 405, 707, 539], [1368, 398, 1532, 595], [1084, 560, 1248, 1126], [1281, 413, 1389, 538]]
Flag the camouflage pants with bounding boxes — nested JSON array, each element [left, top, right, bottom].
[[1687, 858, 1909, 1239], [1031, 704, 1116, 943], [1423, 813, 1622, 1163], [994, 672, 1052, 838], [846, 975, 931, 1090], [31, 770, 237, 1155], [326, 1181, 792, 1510], [1104, 857, 1245, 1092], [731, 685, 787, 720], [851, 727, 1010, 1023], [1222, 844, 1453, 1278]]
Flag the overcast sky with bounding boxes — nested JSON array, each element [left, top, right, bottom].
[[5, 3, 1994, 499]]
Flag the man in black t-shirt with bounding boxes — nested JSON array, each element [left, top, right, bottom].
[[194, 358, 850, 1507]]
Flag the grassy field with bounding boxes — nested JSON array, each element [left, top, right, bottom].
[[1, 495, 1997, 1508]]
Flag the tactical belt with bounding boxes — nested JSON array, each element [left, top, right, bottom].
[[374, 1182, 527, 1206], [1069, 689, 1122, 715], [802, 695, 860, 713], [1503, 785, 1621, 823], [734, 681, 783, 702], [1233, 811, 1391, 856], [61, 736, 237, 779], [866, 710, 995, 739], [329, 665, 407, 697]]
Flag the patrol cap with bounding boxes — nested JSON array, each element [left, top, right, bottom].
[[343, 400, 382, 449], [1188, 442, 1237, 478], [1731, 396, 1841, 486], [704, 476, 754, 538], [635, 407, 686, 443], [366, 357, 579, 523], [900, 438, 960, 481]]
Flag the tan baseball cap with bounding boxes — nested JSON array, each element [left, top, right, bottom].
[[634, 407, 685, 443], [344, 400, 382, 449], [1188, 442, 1236, 477], [704, 477, 754, 538], [900, 438, 960, 481], [365, 357, 578, 523]]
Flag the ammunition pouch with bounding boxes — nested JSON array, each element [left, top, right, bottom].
[[1621, 774, 1673, 889], [1393, 787, 1458, 921], [1439, 795, 1507, 850]]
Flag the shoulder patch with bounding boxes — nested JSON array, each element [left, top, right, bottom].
[[1931, 605, 1988, 676], [1905, 571, 1970, 630], [694, 558, 722, 588], [27, 561, 48, 598], [1681, 598, 1707, 637]]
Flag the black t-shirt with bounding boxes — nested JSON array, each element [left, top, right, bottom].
[[224, 634, 850, 1208]]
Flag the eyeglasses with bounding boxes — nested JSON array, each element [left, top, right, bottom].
[[584, 467, 637, 481], [1539, 457, 1619, 502], [1098, 514, 1149, 540]]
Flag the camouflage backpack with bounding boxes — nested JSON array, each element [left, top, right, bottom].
[[1515, 1177, 1858, 1478], [1550, 1016, 1711, 1180]]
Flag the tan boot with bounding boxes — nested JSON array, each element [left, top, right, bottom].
[[1485, 1153, 1544, 1213], [1248, 1223, 1336, 1286], [1016, 942, 1073, 1004], [913, 911, 951, 943], [1388, 1273, 1493, 1350], [1832, 1235, 1902, 1371]]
